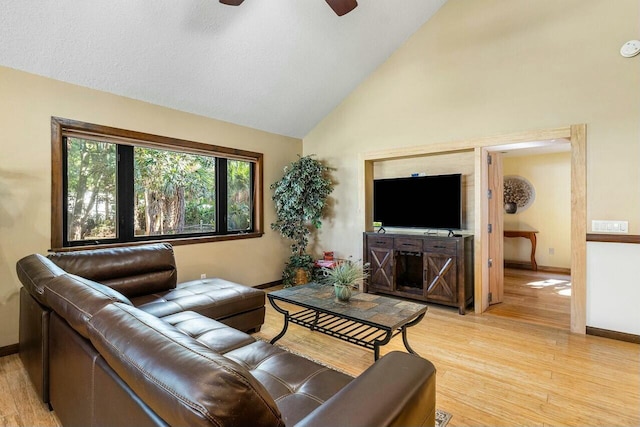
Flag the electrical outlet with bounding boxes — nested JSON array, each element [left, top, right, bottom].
[[200, 273, 206, 279], [548, 248, 554, 255]]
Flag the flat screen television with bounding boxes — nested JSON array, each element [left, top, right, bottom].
[[373, 173, 462, 230]]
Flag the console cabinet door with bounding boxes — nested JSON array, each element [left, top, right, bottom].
[[423, 253, 457, 304], [367, 237, 394, 292]]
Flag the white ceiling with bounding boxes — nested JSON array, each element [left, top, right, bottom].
[[497, 140, 572, 157], [0, 0, 447, 138]]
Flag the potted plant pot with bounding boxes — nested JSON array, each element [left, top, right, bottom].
[[294, 268, 310, 285], [334, 284, 353, 301]]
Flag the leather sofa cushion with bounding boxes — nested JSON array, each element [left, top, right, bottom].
[[161, 311, 256, 353], [48, 243, 177, 298], [16, 254, 66, 305], [161, 311, 354, 426], [45, 274, 133, 339], [132, 278, 265, 320], [225, 341, 354, 426], [87, 303, 284, 427]]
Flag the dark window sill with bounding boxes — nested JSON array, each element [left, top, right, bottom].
[[50, 231, 264, 252]]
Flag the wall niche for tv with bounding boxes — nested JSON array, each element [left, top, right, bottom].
[[372, 150, 474, 233]]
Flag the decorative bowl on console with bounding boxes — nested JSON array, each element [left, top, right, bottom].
[[503, 175, 535, 214]]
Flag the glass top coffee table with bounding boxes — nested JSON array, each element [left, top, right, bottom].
[[268, 282, 428, 360]]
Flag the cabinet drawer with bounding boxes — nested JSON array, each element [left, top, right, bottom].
[[394, 237, 423, 252], [423, 239, 457, 255], [367, 235, 394, 249]]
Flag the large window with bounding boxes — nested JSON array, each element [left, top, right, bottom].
[[52, 117, 264, 249]]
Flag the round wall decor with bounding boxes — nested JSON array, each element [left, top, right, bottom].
[[503, 175, 535, 213]]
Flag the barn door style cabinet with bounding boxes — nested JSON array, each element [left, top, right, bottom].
[[364, 232, 474, 314]]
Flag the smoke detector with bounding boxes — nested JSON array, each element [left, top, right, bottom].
[[620, 40, 640, 58]]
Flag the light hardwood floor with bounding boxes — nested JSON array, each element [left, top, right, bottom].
[[1, 284, 638, 427], [0, 354, 60, 427], [485, 268, 572, 330]]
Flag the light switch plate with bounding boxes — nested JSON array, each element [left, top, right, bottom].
[[592, 220, 629, 233]]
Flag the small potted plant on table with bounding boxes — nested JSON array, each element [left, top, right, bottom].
[[321, 259, 369, 301]]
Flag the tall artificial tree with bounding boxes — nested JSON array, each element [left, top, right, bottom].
[[271, 155, 333, 286]]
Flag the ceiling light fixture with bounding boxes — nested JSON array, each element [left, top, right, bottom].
[[325, 0, 358, 16], [218, 0, 358, 16]]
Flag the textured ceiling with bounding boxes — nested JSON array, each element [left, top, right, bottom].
[[0, 0, 447, 138]]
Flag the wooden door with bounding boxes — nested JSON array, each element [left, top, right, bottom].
[[369, 247, 393, 291], [487, 152, 504, 305], [367, 235, 394, 291]]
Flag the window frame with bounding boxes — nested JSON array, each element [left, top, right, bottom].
[[51, 117, 264, 250]]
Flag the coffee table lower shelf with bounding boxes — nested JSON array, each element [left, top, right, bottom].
[[291, 308, 389, 349], [269, 302, 425, 360]]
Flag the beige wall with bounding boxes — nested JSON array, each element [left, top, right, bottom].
[[0, 66, 300, 346], [503, 152, 571, 269], [304, 0, 639, 273]]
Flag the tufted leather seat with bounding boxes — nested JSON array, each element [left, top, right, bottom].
[[162, 311, 354, 426], [228, 342, 354, 426], [132, 277, 266, 331]]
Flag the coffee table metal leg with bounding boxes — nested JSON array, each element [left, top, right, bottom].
[[400, 312, 425, 357], [401, 327, 417, 355], [373, 331, 393, 361], [268, 298, 290, 345]]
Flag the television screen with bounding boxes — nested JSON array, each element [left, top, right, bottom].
[[373, 174, 462, 230]]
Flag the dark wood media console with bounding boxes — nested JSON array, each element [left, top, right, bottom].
[[363, 232, 474, 314]]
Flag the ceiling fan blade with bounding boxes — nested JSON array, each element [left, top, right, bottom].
[[220, 0, 244, 5], [325, 0, 358, 16]]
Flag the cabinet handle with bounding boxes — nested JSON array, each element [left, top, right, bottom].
[[433, 245, 446, 249]]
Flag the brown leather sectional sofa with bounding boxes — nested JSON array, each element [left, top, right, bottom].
[[18, 243, 266, 405], [17, 243, 436, 426]]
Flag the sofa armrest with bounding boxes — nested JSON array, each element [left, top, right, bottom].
[[295, 351, 436, 427]]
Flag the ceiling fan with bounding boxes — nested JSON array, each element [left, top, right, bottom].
[[219, 0, 358, 17]]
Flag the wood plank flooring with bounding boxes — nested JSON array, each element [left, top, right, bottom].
[[0, 354, 60, 427], [254, 282, 639, 427], [485, 268, 572, 329], [1, 280, 638, 426]]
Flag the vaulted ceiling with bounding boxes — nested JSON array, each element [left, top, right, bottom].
[[0, 0, 447, 138]]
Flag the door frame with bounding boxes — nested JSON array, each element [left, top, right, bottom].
[[362, 124, 587, 334]]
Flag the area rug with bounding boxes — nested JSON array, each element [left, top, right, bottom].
[[257, 338, 453, 427], [436, 409, 453, 427]]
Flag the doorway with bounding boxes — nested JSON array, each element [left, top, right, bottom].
[[485, 143, 572, 329], [475, 125, 586, 334]]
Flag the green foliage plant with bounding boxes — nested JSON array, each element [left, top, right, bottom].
[[321, 259, 370, 289], [271, 155, 333, 286]]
